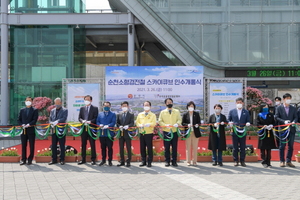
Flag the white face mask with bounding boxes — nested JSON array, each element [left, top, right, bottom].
[[25, 101, 32, 106], [275, 101, 280, 105], [84, 100, 90, 106], [236, 104, 243, 109], [188, 107, 194, 112], [122, 107, 128, 112], [144, 106, 150, 111], [215, 109, 221, 113], [285, 99, 291, 105]]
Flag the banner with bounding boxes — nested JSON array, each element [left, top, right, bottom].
[[67, 83, 100, 122], [105, 66, 204, 117], [209, 83, 243, 117]]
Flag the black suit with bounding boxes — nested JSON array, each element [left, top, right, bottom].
[[275, 104, 298, 163], [78, 105, 99, 162], [17, 106, 38, 163], [116, 112, 134, 163]]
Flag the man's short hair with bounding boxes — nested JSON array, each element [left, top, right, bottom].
[[274, 96, 281, 101], [25, 96, 33, 101], [283, 93, 292, 99], [103, 101, 111, 106], [236, 97, 244, 102], [164, 98, 173, 104], [121, 101, 129, 106], [84, 95, 93, 100]]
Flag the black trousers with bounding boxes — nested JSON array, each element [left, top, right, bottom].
[[100, 137, 113, 162], [51, 132, 66, 162], [80, 130, 96, 162], [140, 134, 153, 164], [119, 136, 132, 163], [261, 149, 271, 165], [163, 131, 178, 163], [21, 127, 35, 162]]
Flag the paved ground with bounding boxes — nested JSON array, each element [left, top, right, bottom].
[[1, 139, 300, 200]]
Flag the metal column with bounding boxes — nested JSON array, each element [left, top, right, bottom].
[[1, 0, 9, 125], [128, 12, 135, 66]]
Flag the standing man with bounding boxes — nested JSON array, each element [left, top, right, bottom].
[[274, 97, 282, 109], [274, 96, 282, 148], [275, 93, 298, 167], [78, 95, 98, 165], [97, 101, 116, 166], [158, 98, 182, 167], [48, 98, 68, 165], [228, 97, 251, 167], [136, 101, 157, 167], [116, 101, 134, 167], [17, 96, 38, 165]]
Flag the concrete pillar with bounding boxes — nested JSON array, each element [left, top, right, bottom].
[[128, 12, 135, 66]]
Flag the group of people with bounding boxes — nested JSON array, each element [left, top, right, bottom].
[[17, 93, 300, 168]]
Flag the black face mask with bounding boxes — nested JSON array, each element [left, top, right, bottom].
[[167, 104, 173, 108]]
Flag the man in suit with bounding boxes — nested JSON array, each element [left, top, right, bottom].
[[97, 101, 116, 166], [17, 96, 38, 165], [228, 97, 251, 167], [275, 93, 298, 167], [274, 96, 282, 148], [116, 101, 134, 167], [158, 98, 182, 167], [48, 98, 68, 165], [78, 95, 99, 165]]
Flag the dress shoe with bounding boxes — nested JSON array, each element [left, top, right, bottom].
[[193, 162, 197, 166], [20, 161, 26, 165], [286, 162, 295, 168], [117, 162, 125, 167], [108, 161, 112, 166], [60, 161, 65, 165], [234, 162, 239, 167], [280, 162, 286, 167], [165, 162, 170, 167], [139, 162, 146, 167], [91, 161, 96, 165], [262, 164, 268, 168], [172, 162, 178, 167], [126, 163, 131, 167], [78, 160, 86, 165], [27, 161, 32, 165], [212, 161, 217, 166], [267, 165, 272, 168], [147, 163, 152, 167], [240, 162, 246, 167], [99, 161, 106, 166], [218, 162, 223, 166], [48, 161, 58, 165], [187, 162, 191, 166]]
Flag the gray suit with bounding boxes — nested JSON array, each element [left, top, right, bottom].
[[275, 104, 298, 163]]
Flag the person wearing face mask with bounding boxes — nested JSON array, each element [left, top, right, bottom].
[[256, 103, 276, 168], [182, 101, 202, 166], [17, 96, 38, 165], [116, 101, 134, 167], [275, 93, 298, 167], [208, 104, 227, 166], [97, 101, 116, 166], [158, 98, 182, 167], [78, 95, 99, 165], [48, 98, 68, 165], [136, 101, 157, 167], [274, 97, 282, 149], [228, 97, 250, 167]]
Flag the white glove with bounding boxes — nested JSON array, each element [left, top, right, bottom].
[[53, 120, 59, 126], [266, 125, 270, 130], [229, 122, 233, 127], [99, 124, 104, 127], [284, 120, 290, 124], [269, 124, 273, 128], [22, 124, 26, 129], [246, 122, 250, 127], [165, 124, 171, 127], [195, 124, 199, 128], [267, 125, 272, 130], [82, 120, 86, 124], [144, 123, 151, 127], [103, 125, 109, 129], [292, 121, 295, 124], [124, 125, 129, 130], [139, 124, 144, 128], [25, 124, 30, 128], [173, 124, 178, 128], [86, 121, 91, 124], [214, 123, 218, 127], [220, 122, 224, 125], [119, 126, 123, 129], [188, 124, 192, 128], [201, 120, 204, 124]]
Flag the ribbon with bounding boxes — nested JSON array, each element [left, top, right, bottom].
[[35, 125, 51, 140], [69, 123, 84, 137], [55, 124, 68, 139], [87, 125, 100, 140], [178, 127, 191, 140], [233, 125, 247, 138]]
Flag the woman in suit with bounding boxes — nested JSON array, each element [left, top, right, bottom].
[[208, 104, 227, 166], [256, 103, 276, 168], [182, 101, 201, 166]]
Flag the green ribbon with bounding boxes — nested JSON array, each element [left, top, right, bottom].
[[55, 125, 68, 139], [35, 125, 51, 140], [233, 125, 247, 138], [179, 128, 191, 140], [87, 125, 100, 140], [69, 124, 84, 137], [158, 129, 173, 141]]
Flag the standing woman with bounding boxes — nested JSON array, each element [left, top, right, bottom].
[[182, 101, 202, 166], [208, 104, 227, 166], [256, 103, 276, 168]]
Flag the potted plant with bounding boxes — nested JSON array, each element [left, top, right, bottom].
[[0, 147, 21, 162], [35, 148, 52, 163], [197, 147, 213, 162], [152, 123, 162, 150], [64, 147, 78, 162], [295, 152, 300, 163]]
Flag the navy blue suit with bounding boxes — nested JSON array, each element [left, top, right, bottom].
[[228, 108, 250, 162], [49, 107, 68, 162], [17, 106, 38, 163]]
